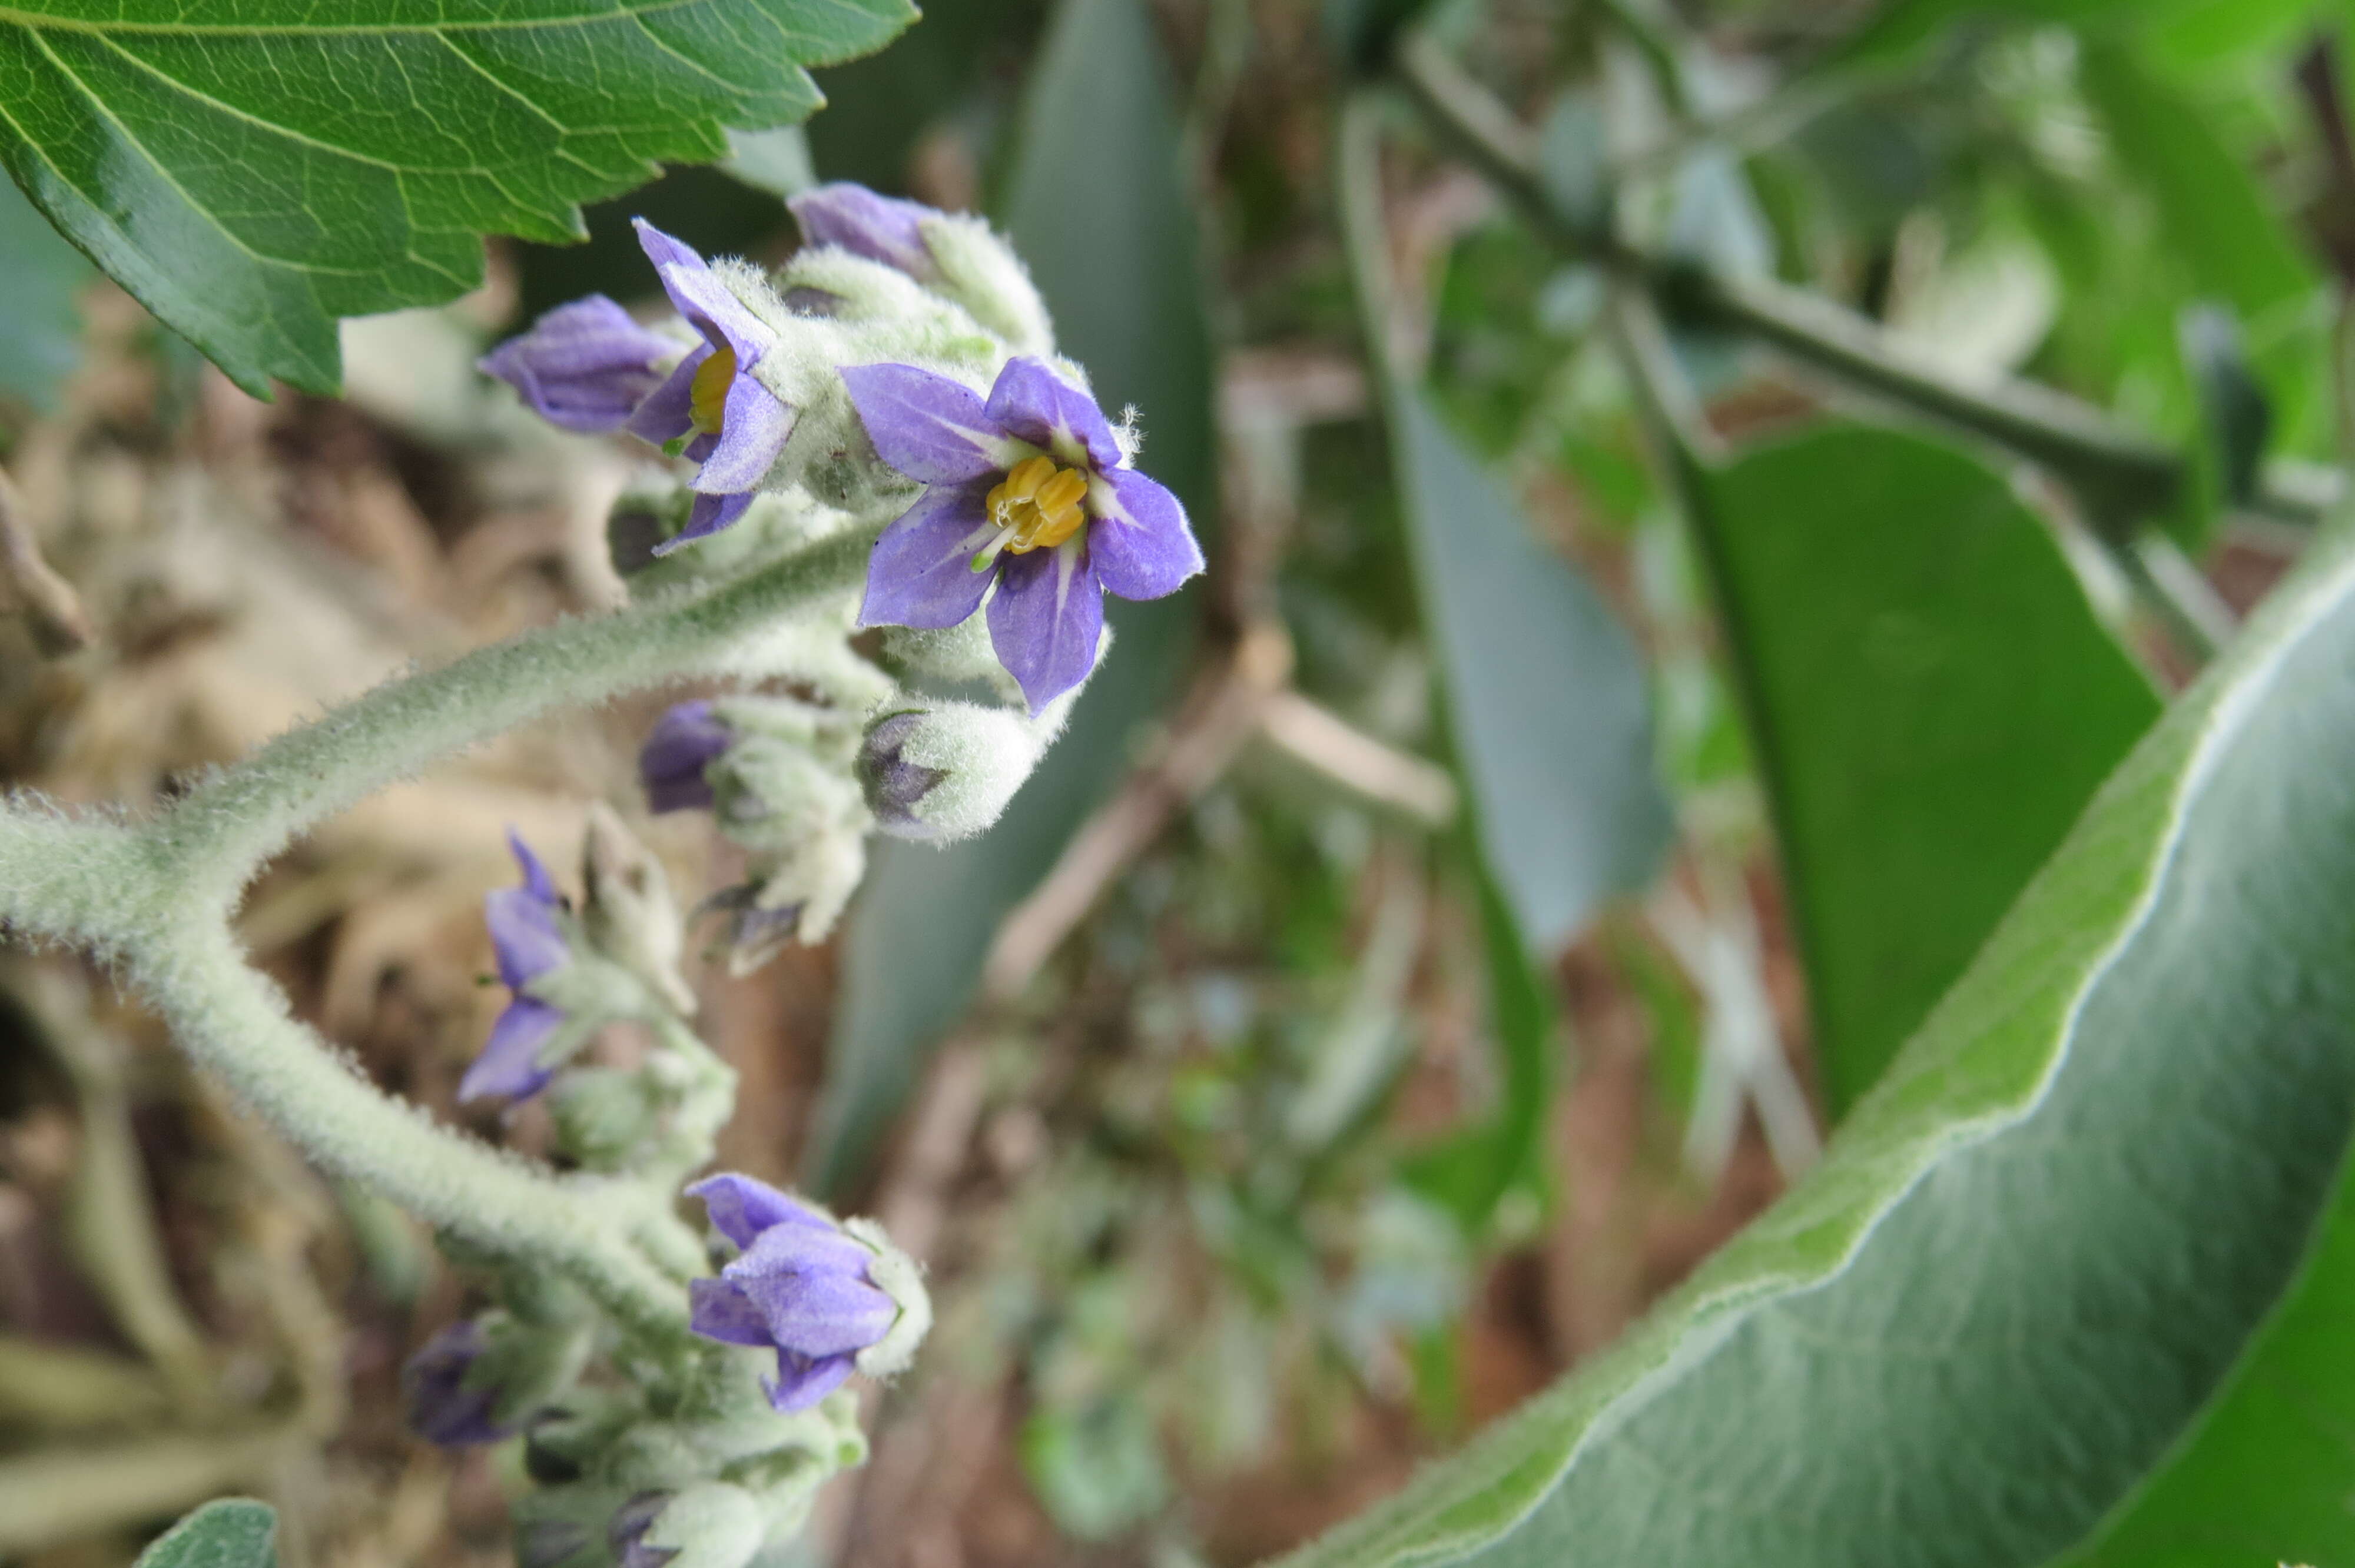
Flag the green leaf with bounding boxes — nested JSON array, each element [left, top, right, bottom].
[[0, 0, 914, 398], [0, 167, 89, 410], [2077, 42, 2314, 325], [1694, 424, 2159, 1117], [1387, 387, 1671, 953], [1268, 521, 2355, 1568], [138, 1501, 277, 1568], [1832, 0, 2283, 69], [805, 0, 1212, 1197]]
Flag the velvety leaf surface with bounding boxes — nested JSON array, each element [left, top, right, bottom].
[[135, 1501, 276, 1568], [806, 0, 1212, 1197], [0, 0, 913, 397], [1270, 522, 2355, 1568], [1697, 425, 2158, 1115], [1388, 388, 1670, 954]]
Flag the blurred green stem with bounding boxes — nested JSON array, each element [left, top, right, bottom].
[[1390, 29, 2333, 563]]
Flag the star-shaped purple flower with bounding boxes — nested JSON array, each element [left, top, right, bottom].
[[477, 295, 681, 434], [623, 221, 798, 556], [844, 357, 1204, 711], [460, 831, 570, 1104], [684, 1173, 898, 1412]]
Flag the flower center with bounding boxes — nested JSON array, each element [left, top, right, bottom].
[[981, 455, 1089, 562], [689, 344, 738, 436]]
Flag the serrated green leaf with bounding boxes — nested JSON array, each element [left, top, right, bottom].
[[1696, 424, 2159, 1117], [0, 0, 915, 398], [805, 0, 1212, 1197], [137, 1500, 276, 1568], [0, 167, 89, 410], [1270, 520, 2355, 1568], [1388, 388, 1670, 953]]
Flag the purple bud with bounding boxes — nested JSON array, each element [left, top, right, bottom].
[[402, 1320, 512, 1447], [682, 1172, 896, 1411], [856, 712, 947, 834], [787, 183, 940, 279], [639, 701, 734, 813], [608, 1492, 679, 1568], [479, 296, 680, 434]]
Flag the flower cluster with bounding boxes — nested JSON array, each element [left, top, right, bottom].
[[478, 182, 1203, 712]]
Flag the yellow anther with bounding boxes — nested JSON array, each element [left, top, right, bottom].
[[985, 457, 1090, 554], [689, 344, 738, 435]]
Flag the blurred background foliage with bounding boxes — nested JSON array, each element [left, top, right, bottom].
[[2, 0, 2349, 1563]]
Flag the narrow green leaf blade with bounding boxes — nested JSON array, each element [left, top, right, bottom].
[[137, 1501, 276, 1568], [1698, 425, 2160, 1115], [807, 0, 1212, 1197], [1388, 388, 1670, 953], [0, 0, 916, 397], [1271, 521, 2355, 1568]]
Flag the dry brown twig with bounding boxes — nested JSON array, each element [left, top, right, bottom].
[[0, 465, 94, 655]]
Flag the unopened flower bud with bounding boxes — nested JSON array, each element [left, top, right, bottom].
[[581, 802, 696, 1015], [639, 702, 734, 814], [608, 1492, 678, 1568], [855, 702, 1056, 843], [402, 1320, 510, 1447], [608, 1484, 764, 1568], [788, 183, 938, 280]]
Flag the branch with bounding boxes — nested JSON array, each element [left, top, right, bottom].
[[1391, 30, 2331, 538]]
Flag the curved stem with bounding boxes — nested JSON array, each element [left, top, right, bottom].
[[147, 529, 872, 901], [135, 919, 693, 1341]]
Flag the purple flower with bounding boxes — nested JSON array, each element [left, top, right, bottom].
[[639, 700, 733, 814], [460, 831, 570, 1104], [403, 1320, 512, 1447], [684, 1174, 898, 1412], [844, 357, 1204, 712], [788, 183, 940, 280], [478, 295, 681, 434], [623, 221, 797, 556]]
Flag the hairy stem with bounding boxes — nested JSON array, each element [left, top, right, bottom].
[[150, 529, 871, 901]]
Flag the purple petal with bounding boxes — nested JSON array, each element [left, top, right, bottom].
[[508, 828, 559, 905], [725, 1214, 879, 1283], [478, 295, 679, 434], [640, 701, 731, 813], [984, 357, 1120, 470], [734, 1266, 898, 1361], [649, 491, 754, 559], [691, 375, 795, 493], [486, 886, 567, 990], [788, 183, 938, 278], [765, 1350, 856, 1412], [857, 483, 999, 629], [624, 346, 707, 446], [686, 1171, 837, 1250], [1087, 467, 1203, 601], [459, 996, 562, 1103], [840, 364, 1028, 484], [988, 542, 1104, 713], [633, 220, 776, 369], [687, 1277, 773, 1346]]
